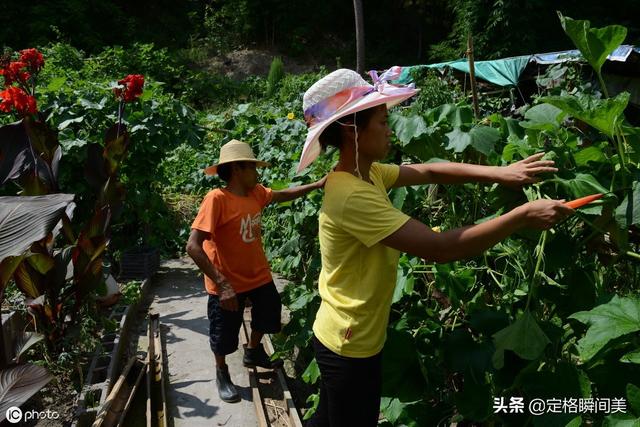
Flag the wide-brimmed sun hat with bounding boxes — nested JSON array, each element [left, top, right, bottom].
[[297, 66, 417, 173], [204, 139, 270, 175]]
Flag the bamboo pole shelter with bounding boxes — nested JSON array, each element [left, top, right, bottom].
[[467, 33, 480, 120]]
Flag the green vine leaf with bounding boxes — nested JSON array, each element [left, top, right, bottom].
[[570, 295, 640, 362], [492, 311, 550, 369]]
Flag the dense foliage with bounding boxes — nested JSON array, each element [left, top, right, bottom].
[[3, 1, 640, 66]]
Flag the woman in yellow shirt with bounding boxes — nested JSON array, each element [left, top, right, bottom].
[[299, 67, 574, 426]]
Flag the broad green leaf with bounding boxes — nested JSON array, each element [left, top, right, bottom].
[[392, 269, 414, 303], [433, 104, 473, 127], [558, 12, 627, 75], [388, 113, 429, 145], [381, 328, 426, 401], [26, 253, 55, 275], [520, 104, 566, 131], [380, 397, 410, 423], [492, 311, 550, 369], [555, 173, 609, 214], [390, 187, 407, 210], [13, 262, 43, 299], [615, 181, 640, 228], [621, 349, 640, 364], [445, 127, 472, 153], [0, 364, 52, 422], [542, 92, 630, 137], [46, 76, 66, 92], [0, 256, 23, 289], [627, 383, 640, 414], [58, 116, 84, 130], [446, 126, 500, 155], [501, 136, 533, 162], [0, 194, 74, 262], [433, 263, 476, 307], [470, 126, 500, 156], [574, 145, 607, 166], [79, 98, 105, 110], [570, 295, 640, 362], [301, 358, 320, 384]]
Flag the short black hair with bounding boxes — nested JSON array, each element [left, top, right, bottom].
[[318, 106, 381, 152]]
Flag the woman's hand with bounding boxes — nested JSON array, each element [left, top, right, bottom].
[[520, 199, 574, 229], [499, 153, 558, 187]]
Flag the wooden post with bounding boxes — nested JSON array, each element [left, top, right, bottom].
[[467, 33, 480, 120]]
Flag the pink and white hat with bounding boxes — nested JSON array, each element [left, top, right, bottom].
[[297, 66, 417, 173]]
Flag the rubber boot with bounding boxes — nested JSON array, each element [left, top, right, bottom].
[[243, 343, 284, 369], [216, 365, 240, 403]]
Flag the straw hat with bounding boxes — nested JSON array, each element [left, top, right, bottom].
[[204, 139, 269, 175], [297, 66, 417, 173]]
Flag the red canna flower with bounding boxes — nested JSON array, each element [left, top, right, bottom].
[[0, 86, 38, 115], [0, 61, 30, 87], [19, 48, 45, 73], [114, 74, 145, 102]]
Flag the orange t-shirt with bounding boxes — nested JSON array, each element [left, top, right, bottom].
[[191, 184, 273, 295]]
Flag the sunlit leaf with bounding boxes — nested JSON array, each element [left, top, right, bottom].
[[520, 104, 565, 131], [573, 145, 608, 166], [558, 12, 627, 75], [620, 349, 640, 364], [389, 113, 429, 145], [301, 358, 320, 384], [570, 295, 640, 362], [542, 92, 629, 137]]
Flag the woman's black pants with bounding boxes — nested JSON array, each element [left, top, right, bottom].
[[306, 335, 382, 427]]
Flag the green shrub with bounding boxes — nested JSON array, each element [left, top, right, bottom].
[[266, 57, 284, 97]]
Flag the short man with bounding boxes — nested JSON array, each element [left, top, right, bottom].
[[186, 139, 325, 403]]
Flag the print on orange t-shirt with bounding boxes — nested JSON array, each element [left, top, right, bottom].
[[191, 184, 273, 294]]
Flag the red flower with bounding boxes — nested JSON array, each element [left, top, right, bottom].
[[114, 74, 145, 102], [0, 86, 38, 115], [19, 48, 45, 73], [0, 61, 30, 87]]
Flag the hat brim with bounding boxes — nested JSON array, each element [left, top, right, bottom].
[[296, 88, 417, 173], [204, 158, 270, 175]]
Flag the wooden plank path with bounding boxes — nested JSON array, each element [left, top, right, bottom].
[[145, 258, 302, 427]]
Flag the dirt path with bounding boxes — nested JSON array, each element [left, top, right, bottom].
[[148, 258, 258, 427]]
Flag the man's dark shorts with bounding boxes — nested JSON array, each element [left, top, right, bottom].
[[207, 281, 281, 356]]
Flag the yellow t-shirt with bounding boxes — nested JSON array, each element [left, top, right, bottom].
[[313, 162, 410, 358]]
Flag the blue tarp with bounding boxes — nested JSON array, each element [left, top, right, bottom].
[[396, 45, 637, 87]]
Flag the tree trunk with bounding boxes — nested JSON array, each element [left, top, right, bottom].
[[353, 0, 365, 74]]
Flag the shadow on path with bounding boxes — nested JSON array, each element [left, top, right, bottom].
[[150, 258, 258, 427]]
